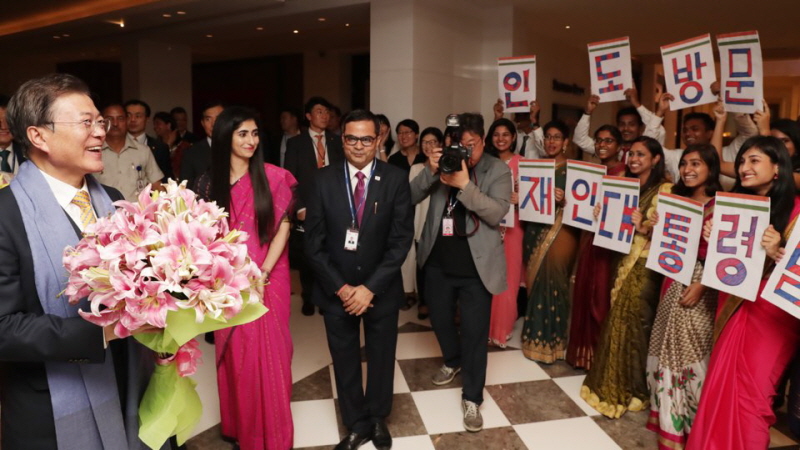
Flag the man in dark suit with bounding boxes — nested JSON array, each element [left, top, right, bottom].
[[179, 101, 224, 190], [285, 96, 344, 316], [170, 106, 198, 144], [0, 94, 26, 179], [0, 74, 155, 450], [125, 99, 172, 181], [305, 110, 413, 450]]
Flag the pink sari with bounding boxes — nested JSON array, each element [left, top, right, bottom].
[[489, 154, 524, 346], [215, 164, 297, 450], [687, 197, 800, 450]]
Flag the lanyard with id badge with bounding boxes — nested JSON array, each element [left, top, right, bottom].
[[344, 159, 376, 251]]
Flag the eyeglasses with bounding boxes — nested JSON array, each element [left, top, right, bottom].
[[344, 135, 376, 146], [46, 119, 110, 133], [421, 139, 439, 147], [595, 137, 617, 145], [544, 135, 564, 141]]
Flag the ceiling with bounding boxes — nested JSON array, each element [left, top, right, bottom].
[[1, 0, 799, 65]]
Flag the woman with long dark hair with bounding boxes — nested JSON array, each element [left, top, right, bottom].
[[581, 136, 672, 418], [688, 136, 800, 449], [645, 144, 721, 447], [567, 125, 626, 369], [521, 120, 581, 362], [376, 114, 394, 162], [485, 118, 523, 347], [197, 106, 297, 450]]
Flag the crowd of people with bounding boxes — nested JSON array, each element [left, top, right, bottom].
[[1, 71, 800, 450]]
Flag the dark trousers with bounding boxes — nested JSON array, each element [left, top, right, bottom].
[[323, 308, 399, 434], [289, 226, 314, 306], [424, 264, 492, 404]]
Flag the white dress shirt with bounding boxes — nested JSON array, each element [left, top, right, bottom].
[[309, 129, 330, 166], [39, 168, 95, 232]]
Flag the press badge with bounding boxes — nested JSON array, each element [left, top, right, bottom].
[[442, 217, 454, 236], [344, 227, 359, 251]]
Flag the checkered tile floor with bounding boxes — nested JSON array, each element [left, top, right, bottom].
[[186, 273, 800, 450]]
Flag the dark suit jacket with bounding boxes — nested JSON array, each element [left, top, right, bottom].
[[0, 184, 124, 450], [144, 134, 173, 182], [304, 159, 414, 317], [179, 138, 211, 191], [284, 131, 344, 216]]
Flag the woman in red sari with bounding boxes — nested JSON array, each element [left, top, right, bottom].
[[567, 125, 625, 369], [199, 106, 297, 450], [688, 136, 800, 450]]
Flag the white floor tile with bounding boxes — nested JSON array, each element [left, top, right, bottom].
[[291, 399, 341, 448], [485, 350, 550, 385], [395, 331, 443, 360], [514, 416, 621, 450], [331, 361, 410, 398], [551, 375, 600, 417], [397, 303, 432, 328], [289, 292, 333, 382], [411, 388, 509, 434], [360, 435, 436, 450]]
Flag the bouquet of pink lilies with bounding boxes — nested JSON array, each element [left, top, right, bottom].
[[62, 179, 267, 449]]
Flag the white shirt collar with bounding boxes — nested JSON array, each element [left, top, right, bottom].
[[309, 129, 326, 141], [38, 166, 89, 210], [129, 132, 147, 146]]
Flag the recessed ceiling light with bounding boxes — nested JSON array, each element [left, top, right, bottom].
[[119, 21, 125, 28], [256, 26, 264, 31], [293, 30, 299, 34], [345, 23, 350, 27], [318, 17, 326, 22], [163, 13, 172, 18], [206, 34, 213, 38], [176, 11, 186, 15], [565, 25, 570, 29], [62, 33, 70, 37], [53, 35, 61, 39]]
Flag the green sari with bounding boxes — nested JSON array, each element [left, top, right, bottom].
[[580, 181, 672, 418], [521, 162, 581, 363]]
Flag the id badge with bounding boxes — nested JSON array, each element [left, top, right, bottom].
[[442, 217, 454, 237], [344, 228, 359, 251]]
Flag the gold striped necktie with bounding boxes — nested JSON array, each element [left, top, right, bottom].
[[70, 190, 96, 230]]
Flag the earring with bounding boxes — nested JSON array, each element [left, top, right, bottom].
[[774, 173, 779, 180]]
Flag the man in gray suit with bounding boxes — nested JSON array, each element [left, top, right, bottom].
[[410, 112, 511, 433]]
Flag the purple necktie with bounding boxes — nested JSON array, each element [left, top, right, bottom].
[[354, 171, 366, 225]]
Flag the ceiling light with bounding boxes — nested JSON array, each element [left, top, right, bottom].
[[345, 23, 350, 27], [256, 27, 264, 31], [206, 34, 213, 38], [163, 13, 172, 18], [119, 21, 125, 28], [62, 33, 70, 37], [53, 35, 61, 39], [565, 25, 570, 29], [176, 11, 186, 15], [318, 17, 326, 22], [293, 30, 299, 34]]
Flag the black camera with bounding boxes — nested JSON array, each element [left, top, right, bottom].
[[439, 143, 471, 173], [438, 113, 470, 173]]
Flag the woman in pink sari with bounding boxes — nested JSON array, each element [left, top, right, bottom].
[[688, 136, 800, 449], [198, 106, 297, 450], [485, 118, 523, 346]]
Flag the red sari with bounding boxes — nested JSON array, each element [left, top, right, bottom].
[[687, 197, 800, 449], [566, 161, 625, 369], [215, 164, 297, 450]]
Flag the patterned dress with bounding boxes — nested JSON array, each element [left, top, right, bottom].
[[646, 199, 716, 449], [521, 162, 581, 363]]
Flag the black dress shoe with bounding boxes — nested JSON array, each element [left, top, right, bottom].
[[301, 302, 315, 316], [372, 420, 392, 450], [334, 431, 371, 450]]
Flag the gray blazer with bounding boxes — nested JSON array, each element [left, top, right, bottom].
[[410, 154, 512, 295]]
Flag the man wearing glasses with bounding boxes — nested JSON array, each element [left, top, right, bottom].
[[411, 112, 511, 433], [0, 73, 155, 449], [305, 110, 413, 450]]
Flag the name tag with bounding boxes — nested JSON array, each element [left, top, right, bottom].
[[442, 217, 454, 237], [344, 228, 359, 251]]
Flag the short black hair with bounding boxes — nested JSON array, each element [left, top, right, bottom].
[[0, 94, 9, 108], [153, 111, 176, 130], [170, 106, 187, 116], [124, 99, 151, 117], [458, 113, 485, 138], [341, 109, 379, 136], [683, 112, 715, 132], [542, 119, 570, 140], [280, 107, 301, 120], [616, 107, 643, 126], [200, 101, 225, 116], [396, 118, 419, 135], [304, 96, 331, 115]]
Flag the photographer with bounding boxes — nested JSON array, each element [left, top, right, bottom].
[[410, 113, 511, 432]]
